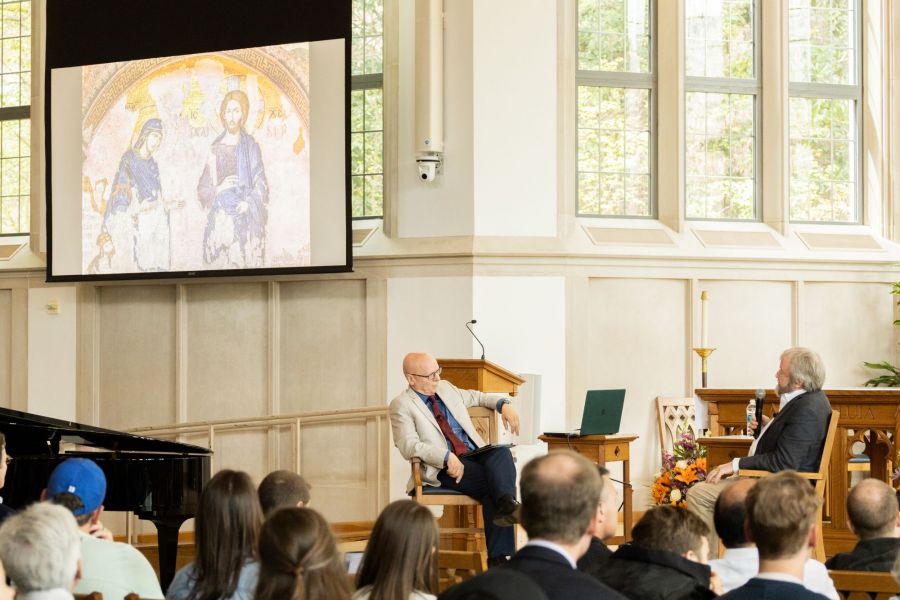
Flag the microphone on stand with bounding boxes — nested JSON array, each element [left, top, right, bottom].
[[466, 320, 486, 360], [754, 388, 765, 439]]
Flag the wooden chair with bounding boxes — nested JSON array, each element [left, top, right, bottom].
[[409, 407, 500, 559], [438, 549, 488, 591], [738, 409, 840, 562], [74, 594, 103, 600], [656, 397, 700, 458], [828, 570, 900, 600]]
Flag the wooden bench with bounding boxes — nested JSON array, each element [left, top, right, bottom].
[[829, 570, 900, 600]]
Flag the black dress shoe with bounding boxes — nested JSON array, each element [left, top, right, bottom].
[[487, 555, 509, 568], [492, 496, 520, 527]]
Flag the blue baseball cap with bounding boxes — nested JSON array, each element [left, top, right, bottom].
[[47, 458, 107, 516]]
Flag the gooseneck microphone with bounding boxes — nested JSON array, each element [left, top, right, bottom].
[[466, 320, 486, 360], [754, 388, 765, 439]]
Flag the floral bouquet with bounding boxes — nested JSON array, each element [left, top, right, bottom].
[[651, 430, 707, 508]]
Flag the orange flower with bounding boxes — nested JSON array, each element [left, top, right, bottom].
[[675, 467, 699, 485], [696, 457, 707, 472], [659, 471, 673, 485]]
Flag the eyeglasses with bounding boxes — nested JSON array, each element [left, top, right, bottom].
[[407, 367, 442, 381]]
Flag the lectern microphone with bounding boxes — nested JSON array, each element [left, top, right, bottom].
[[466, 320, 486, 360]]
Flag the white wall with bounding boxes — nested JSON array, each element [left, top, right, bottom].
[[472, 0, 557, 237], [27, 286, 76, 420]]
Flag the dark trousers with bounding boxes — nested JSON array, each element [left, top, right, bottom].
[[436, 446, 516, 558]]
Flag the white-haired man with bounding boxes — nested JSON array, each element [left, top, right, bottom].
[[0, 502, 82, 600], [687, 347, 833, 557]]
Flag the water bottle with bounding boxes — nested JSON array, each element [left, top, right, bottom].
[[746, 399, 756, 435]]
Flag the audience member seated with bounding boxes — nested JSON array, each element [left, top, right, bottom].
[[355, 499, 438, 600], [45, 458, 163, 599], [0, 433, 14, 525], [589, 505, 718, 600], [437, 569, 549, 600], [577, 465, 618, 572], [258, 469, 312, 515], [443, 450, 625, 600], [255, 507, 352, 600], [825, 478, 900, 572], [719, 471, 830, 600], [167, 470, 262, 600], [710, 479, 837, 598], [0, 502, 82, 600]]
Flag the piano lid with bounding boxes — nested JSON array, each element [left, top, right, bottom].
[[0, 406, 211, 456]]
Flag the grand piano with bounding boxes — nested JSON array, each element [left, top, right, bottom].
[[0, 407, 211, 591]]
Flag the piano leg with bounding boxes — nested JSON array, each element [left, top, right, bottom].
[[152, 517, 187, 592]]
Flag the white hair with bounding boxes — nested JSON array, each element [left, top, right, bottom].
[[0, 502, 81, 592]]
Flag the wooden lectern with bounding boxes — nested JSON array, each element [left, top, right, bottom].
[[438, 358, 526, 396]]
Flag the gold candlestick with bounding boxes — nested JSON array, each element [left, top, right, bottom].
[[693, 347, 716, 388]]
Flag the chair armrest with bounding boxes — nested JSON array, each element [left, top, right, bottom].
[[737, 469, 771, 478], [410, 457, 424, 501], [737, 469, 823, 480]]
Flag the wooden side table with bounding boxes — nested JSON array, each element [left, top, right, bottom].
[[538, 433, 639, 544]]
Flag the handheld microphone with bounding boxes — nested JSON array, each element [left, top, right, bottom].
[[466, 320, 486, 360], [754, 388, 765, 439]]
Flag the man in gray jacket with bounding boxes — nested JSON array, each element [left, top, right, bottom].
[[390, 352, 521, 564]]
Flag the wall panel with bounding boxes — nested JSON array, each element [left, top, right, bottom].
[[185, 283, 268, 421], [802, 282, 894, 386], [279, 280, 367, 413], [98, 286, 175, 429], [699, 280, 793, 388], [0, 290, 9, 408]]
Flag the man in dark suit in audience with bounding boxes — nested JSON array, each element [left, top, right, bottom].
[[443, 450, 625, 600], [500, 451, 625, 599], [688, 347, 832, 556], [719, 471, 831, 600], [826, 478, 900, 572], [577, 465, 617, 571], [589, 505, 719, 600]]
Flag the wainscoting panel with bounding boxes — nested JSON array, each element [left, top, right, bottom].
[[185, 283, 269, 421], [279, 280, 368, 413], [98, 286, 176, 430], [698, 280, 793, 388], [801, 282, 894, 386], [0, 290, 10, 408]]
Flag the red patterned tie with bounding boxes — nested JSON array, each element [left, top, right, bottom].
[[428, 395, 469, 457]]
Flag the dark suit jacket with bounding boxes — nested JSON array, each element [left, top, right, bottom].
[[720, 577, 831, 600], [589, 544, 716, 600], [503, 545, 627, 600], [738, 390, 831, 472], [576, 536, 613, 572], [825, 537, 900, 572]]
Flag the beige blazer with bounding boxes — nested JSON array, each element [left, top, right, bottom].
[[389, 380, 503, 492]]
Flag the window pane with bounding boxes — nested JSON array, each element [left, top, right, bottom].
[[351, 0, 383, 76], [578, 0, 651, 73], [685, 0, 754, 79], [788, 0, 855, 85], [577, 85, 650, 216], [0, 1, 27, 108], [0, 117, 27, 234], [789, 96, 856, 222], [685, 92, 756, 220], [350, 88, 383, 218]]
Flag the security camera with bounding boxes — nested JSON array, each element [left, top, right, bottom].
[[416, 154, 442, 182]]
